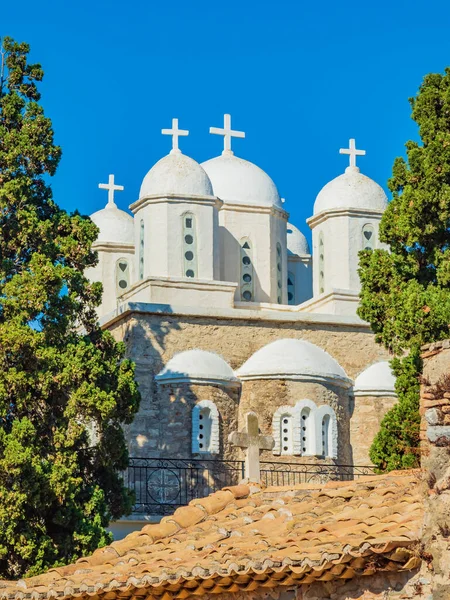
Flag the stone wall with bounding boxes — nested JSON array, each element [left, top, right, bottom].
[[109, 310, 389, 460], [239, 379, 351, 464], [419, 340, 450, 599], [350, 395, 397, 465]]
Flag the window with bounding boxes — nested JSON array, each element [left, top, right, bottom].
[[362, 224, 375, 250], [115, 258, 130, 296], [322, 414, 331, 457], [276, 243, 283, 303], [183, 213, 197, 278], [240, 237, 254, 302], [300, 407, 312, 455], [316, 405, 338, 458], [318, 233, 325, 294], [192, 400, 219, 454], [280, 414, 294, 454], [139, 219, 145, 280], [287, 271, 295, 305], [272, 406, 301, 455]]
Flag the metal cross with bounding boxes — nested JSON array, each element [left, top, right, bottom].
[[162, 118, 189, 153], [229, 412, 274, 482], [210, 113, 245, 155], [339, 138, 366, 168], [98, 174, 124, 206]]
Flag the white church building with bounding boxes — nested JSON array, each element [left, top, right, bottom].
[[88, 115, 388, 320]]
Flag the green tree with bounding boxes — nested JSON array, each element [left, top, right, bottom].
[[0, 37, 140, 578], [358, 68, 450, 471]]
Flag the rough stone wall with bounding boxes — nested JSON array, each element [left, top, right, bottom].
[[350, 395, 397, 465], [150, 382, 240, 460], [239, 379, 351, 464], [419, 340, 450, 599], [109, 311, 388, 459]]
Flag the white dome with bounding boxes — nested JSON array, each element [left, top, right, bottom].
[[140, 152, 213, 199], [354, 361, 397, 397], [287, 223, 310, 256], [236, 339, 351, 387], [156, 349, 239, 387], [201, 153, 282, 209], [314, 166, 388, 216], [90, 204, 134, 245]]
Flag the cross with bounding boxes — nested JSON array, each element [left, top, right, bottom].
[[210, 113, 245, 155], [339, 138, 366, 168], [162, 118, 189, 154], [98, 174, 124, 206], [229, 412, 274, 482]]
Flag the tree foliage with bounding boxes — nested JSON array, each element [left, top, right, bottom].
[[358, 68, 450, 470], [0, 37, 140, 578]]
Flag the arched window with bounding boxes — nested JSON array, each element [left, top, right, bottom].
[[240, 237, 254, 301], [319, 233, 325, 294], [139, 219, 145, 280], [192, 400, 219, 454], [287, 271, 295, 305], [272, 405, 301, 456], [300, 407, 312, 455], [183, 212, 197, 278], [362, 224, 375, 250], [276, 243, 283, 303], [115, 258, 130, 296], [316, 405, 338, 458]]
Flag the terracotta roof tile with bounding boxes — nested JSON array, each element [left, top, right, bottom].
[[0, 471, 424, 600]]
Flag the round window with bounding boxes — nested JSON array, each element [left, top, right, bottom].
[[242, 256, 251, 266], [243, 273, 252, 283], [186, 269, 195, 277], [185, 251, 194, 261], [119, 279, 128, 289], [185, 234, 193, 244], [243, 290, 252, 301]]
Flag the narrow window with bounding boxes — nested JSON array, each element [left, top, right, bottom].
[[280, 413, 294, 455], [276, 242, 283, 303], [192, 401, 219, 454], [139, 219, 145, 280], [362, 224, 375, 250], [300, 407, 311, 455], [287, 271, 295, 305], [319, 233, 324, 294], [116, 258, 130, 296], [322, 414, 331, 457], [183, 212, 197, 278], [240, 237, 254, 301]]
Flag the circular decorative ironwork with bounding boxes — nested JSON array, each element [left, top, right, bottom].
[[147, 468, 181, 504]]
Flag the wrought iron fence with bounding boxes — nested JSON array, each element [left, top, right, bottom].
[[127, 457, 245, 515], [260, 461, 377, 487], [126, 458, 377, 515]]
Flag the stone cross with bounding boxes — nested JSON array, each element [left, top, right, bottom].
[[339, 138, 366, 168], [229, 412, 274, 482], [98, 174, 124, 206], [210, 113, 245, 155], [162, 118, 189, 154]]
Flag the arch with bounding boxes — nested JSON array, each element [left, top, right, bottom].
[[192, 400, 219, 454], [287, 271, 295, 305], [183, 212, 197, 278], [240, 237, 254, 302], [362, 223, 375, 250], [295, 399, 317, 457], [115, 258, 130, 296], [318, 232, 325, 294], [316, 405, 338, 458], [139, 219, 145, 280], [276, 242, 283, 303], [272, 405, 301, 456]]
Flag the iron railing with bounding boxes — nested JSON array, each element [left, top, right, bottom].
[[127, 458, 377, 515]]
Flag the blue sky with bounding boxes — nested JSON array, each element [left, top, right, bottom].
[[4, 0, 450, 243]]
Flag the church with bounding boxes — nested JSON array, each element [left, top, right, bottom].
[[85, 114, 398, 535]]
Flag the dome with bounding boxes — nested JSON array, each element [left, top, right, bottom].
[[90, 204, 134, 245], [354, 361, 397, 397], [156, 349, 239, 387], [287, 223, 310, 256], [313, 166, 388, 216], [140, 152, 213, 199], [201, 153, 282, 209], [236, 339, 351, 387]]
